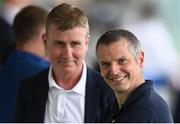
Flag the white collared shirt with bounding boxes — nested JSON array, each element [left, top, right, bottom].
[[44, 62, 87, 123]]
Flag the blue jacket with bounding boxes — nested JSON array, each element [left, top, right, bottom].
[[102, 80, 173, 123], [15, 66, 116, 123], [0, 51, 50, 122]]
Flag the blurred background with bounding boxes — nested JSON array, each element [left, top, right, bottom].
[[0, 0, 180, 121]]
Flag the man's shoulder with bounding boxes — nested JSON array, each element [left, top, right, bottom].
[[86, 67, 104, 81], [86, 67, 108, 88], [20, 68, 49, 88], [133, 88, 173, 122], [86, 66, 115, 95], [129, 80, 170, 115]]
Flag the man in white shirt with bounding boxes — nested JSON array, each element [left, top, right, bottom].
[[15, 3, 115, 123]]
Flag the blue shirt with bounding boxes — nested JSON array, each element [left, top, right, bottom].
[[0, 50, 50, 122], [102, 80, 174, 123]]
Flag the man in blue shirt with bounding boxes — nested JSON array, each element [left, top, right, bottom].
[[0, 5, 50, 122], [96, 29, 173, 123]]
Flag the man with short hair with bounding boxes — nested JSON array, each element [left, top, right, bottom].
[[15, 3, 115, 123], [96, 29, 173, 123], [0, 5, 50, 122]]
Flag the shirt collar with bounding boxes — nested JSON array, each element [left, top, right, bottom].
[[122, 80, 153, 109], [48, 62, 87, 95]]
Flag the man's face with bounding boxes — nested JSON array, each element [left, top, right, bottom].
[[44, 24, 90, 74], [97, 39, 144, 94]]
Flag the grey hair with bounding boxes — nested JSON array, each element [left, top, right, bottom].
[[96, 29, 142, 60]]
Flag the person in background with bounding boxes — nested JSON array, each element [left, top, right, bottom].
[[96, 29, 173, 123], [0, 0, 31, 65], [0, 5, 50, 122], [15, 3, 115, 123]]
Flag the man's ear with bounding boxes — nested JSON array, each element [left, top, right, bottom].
[[85, 34, 90, 45], [139, 51, 144, 68], [42, 33, 47, 48]]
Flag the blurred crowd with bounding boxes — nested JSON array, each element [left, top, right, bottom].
[[0, 0, 180, 122]]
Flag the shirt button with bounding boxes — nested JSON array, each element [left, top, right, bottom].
[[112, 119, 115, 123]]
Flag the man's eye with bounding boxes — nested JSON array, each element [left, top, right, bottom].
[[71, 42, 81, 47], [101, 63, 110, 69], [118, 59, 128, 64], [54, 42, 64, 46]]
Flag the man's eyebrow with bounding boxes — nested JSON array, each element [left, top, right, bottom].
[[54, 40, 64, 42]]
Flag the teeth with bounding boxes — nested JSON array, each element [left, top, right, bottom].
[[110, 75, 126, 81]]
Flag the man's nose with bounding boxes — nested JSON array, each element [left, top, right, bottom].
[[63, 45, 72, 58], [110, 63, 119, 75]]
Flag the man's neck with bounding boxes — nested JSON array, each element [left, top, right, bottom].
[[115, 78, 145, 109], [53, 65, 83, 90], [115, 91, 130, 109], [16, 39, 46, 58]]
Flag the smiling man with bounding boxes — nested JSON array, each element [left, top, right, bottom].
[[15, 3, 115, 123], [96, 29, 173, 123]]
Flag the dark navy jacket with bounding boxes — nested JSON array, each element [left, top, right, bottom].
[[15, 67, 116, 123], [0, 17, 15, 64], [102, 80, 174, 123]]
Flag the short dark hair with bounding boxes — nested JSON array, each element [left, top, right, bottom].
[[46, 3, 89, 34], [96, 29, 142, 59], [13, 5, 48, 43]]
